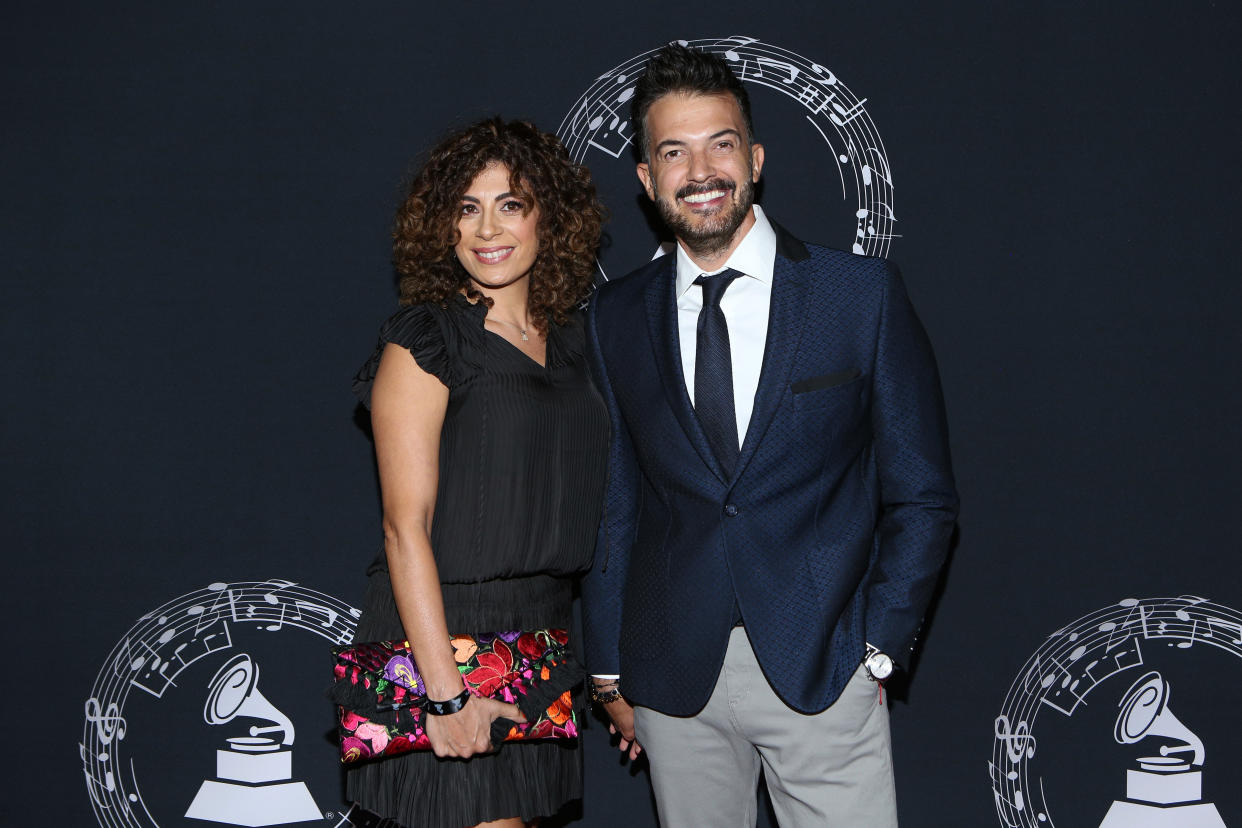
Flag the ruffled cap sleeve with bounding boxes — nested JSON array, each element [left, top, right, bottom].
[[352, 303, 457, 408]]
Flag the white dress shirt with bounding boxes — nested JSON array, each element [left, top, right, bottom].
[[675, 204, 776, 446]]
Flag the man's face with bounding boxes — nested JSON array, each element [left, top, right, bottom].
[[637, 92, 764, 256]]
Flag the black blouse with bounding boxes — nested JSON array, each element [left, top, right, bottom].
[[354, 295, 609, 584]]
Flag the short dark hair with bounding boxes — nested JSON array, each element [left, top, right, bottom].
[[630, 43, 755, 163]]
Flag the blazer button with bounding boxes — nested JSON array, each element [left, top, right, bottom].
[[723, 504, 739, 517]]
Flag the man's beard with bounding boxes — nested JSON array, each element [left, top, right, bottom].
[[654, 175, 755, 260]]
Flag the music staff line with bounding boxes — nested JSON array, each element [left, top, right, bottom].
[[85, 583, 359, 737]]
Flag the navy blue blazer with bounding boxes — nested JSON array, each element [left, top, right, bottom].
[[581, 225, 958, 716]]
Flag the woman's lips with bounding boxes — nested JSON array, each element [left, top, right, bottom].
[[473, 246, 514, 263]]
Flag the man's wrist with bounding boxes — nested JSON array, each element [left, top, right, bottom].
[[589, 675, 624, 705], [863, 643, 894, 682]]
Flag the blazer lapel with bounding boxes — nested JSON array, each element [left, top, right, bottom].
[[734, 229, 811, 480], [644, 260, 729, 482]]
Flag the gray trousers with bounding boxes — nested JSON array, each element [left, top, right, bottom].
[[632, 627, 898, 828]]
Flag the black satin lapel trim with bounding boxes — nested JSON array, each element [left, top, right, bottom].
[[771, 221, 811, 262], [734, 255, 808, 479], [644, 265, 728, 482]]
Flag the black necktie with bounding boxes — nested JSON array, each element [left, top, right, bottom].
[[694, 269, 742, 476]]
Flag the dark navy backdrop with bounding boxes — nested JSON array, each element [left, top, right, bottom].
[[6, 3, 1241, 826]]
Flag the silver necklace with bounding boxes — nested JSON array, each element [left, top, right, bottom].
[[486, 316, 529, 341]]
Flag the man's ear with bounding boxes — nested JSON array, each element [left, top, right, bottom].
[[636, 162, 655, 201], [750, 142, 765, 182]]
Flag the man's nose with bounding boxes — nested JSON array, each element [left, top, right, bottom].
[[687, 151, 713, 181]]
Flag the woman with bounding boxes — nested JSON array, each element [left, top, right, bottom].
[[348, 118, 608, 828]]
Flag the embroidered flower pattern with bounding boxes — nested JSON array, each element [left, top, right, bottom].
[[464, 638, 521, 697], [331, 629, 580, 764]]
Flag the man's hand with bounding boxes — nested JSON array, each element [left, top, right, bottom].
[[593, 677, 642, 760]]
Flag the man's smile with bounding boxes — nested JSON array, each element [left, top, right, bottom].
[[677, 180, 735, 210], [682, 189, 730, 205]]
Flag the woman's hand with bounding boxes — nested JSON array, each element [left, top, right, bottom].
[[424, 695, 526, 759]]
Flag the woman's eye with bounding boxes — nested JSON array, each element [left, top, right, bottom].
[[460, 203, 478, 215], [501, 199, 525, 212]]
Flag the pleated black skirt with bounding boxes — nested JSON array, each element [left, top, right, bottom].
[[344, 557, 582, 828]]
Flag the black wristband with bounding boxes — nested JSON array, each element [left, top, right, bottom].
[[419, 688, 471, 716], [589, 682, 623, 705]]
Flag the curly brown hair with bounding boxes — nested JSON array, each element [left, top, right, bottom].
[[393, 118, 604, 334]]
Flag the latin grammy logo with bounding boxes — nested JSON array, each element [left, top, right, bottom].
[[1098, 671, 1227, 827], [185, 654, 322, 826]]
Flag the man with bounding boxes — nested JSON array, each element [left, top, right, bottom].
[[581, 44, 958, 827]]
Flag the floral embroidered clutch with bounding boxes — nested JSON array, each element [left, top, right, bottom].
[[328, 629, 583, 764]]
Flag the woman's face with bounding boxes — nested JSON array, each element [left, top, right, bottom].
[[454, 163, 540, 294]]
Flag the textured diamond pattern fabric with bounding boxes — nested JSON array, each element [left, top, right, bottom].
[[581, 224, 958, 716]]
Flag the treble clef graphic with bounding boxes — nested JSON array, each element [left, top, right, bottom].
[[994, 714, 1036, 763], [85, 697, 128, 745]]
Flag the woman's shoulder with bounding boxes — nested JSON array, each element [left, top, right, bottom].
[[353, 298, 484, 406], [383, 296, 489, 350], [377, 301, 442, 344]]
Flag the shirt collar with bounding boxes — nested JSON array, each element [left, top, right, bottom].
[[674, 204, 777, 298]]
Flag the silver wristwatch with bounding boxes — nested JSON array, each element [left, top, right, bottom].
[[864, 644, 893, 682]]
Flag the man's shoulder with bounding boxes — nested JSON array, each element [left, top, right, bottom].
[[770, 218, 895, 279], [787, 235, 901, 298], [593, 254, 670, 306]]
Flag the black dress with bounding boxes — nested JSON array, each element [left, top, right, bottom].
[[346, 295, 608, 828]]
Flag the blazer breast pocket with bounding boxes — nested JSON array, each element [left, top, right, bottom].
[[791, 368, 863, 411]]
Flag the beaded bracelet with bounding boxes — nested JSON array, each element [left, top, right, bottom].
[[589, 681, 623, 705], [418, 688, 472, 716]]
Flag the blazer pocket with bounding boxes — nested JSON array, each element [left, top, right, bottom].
[[791, 368, 861, 395]]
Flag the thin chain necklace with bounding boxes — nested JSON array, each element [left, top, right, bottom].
[[486, 316, 530, 341]]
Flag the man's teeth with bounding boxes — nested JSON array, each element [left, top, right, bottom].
[[477, 248, 512, 262], [683, 190, 728, 204]]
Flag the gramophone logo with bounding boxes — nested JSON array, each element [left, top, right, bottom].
[[184, 654, 320, 825], [81, 580, 360, 827], [1099, 671, 1225, 826], [990, 596, 1242, 828]]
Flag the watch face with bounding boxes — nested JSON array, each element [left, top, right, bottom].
[[867, 653, 893, 680]]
